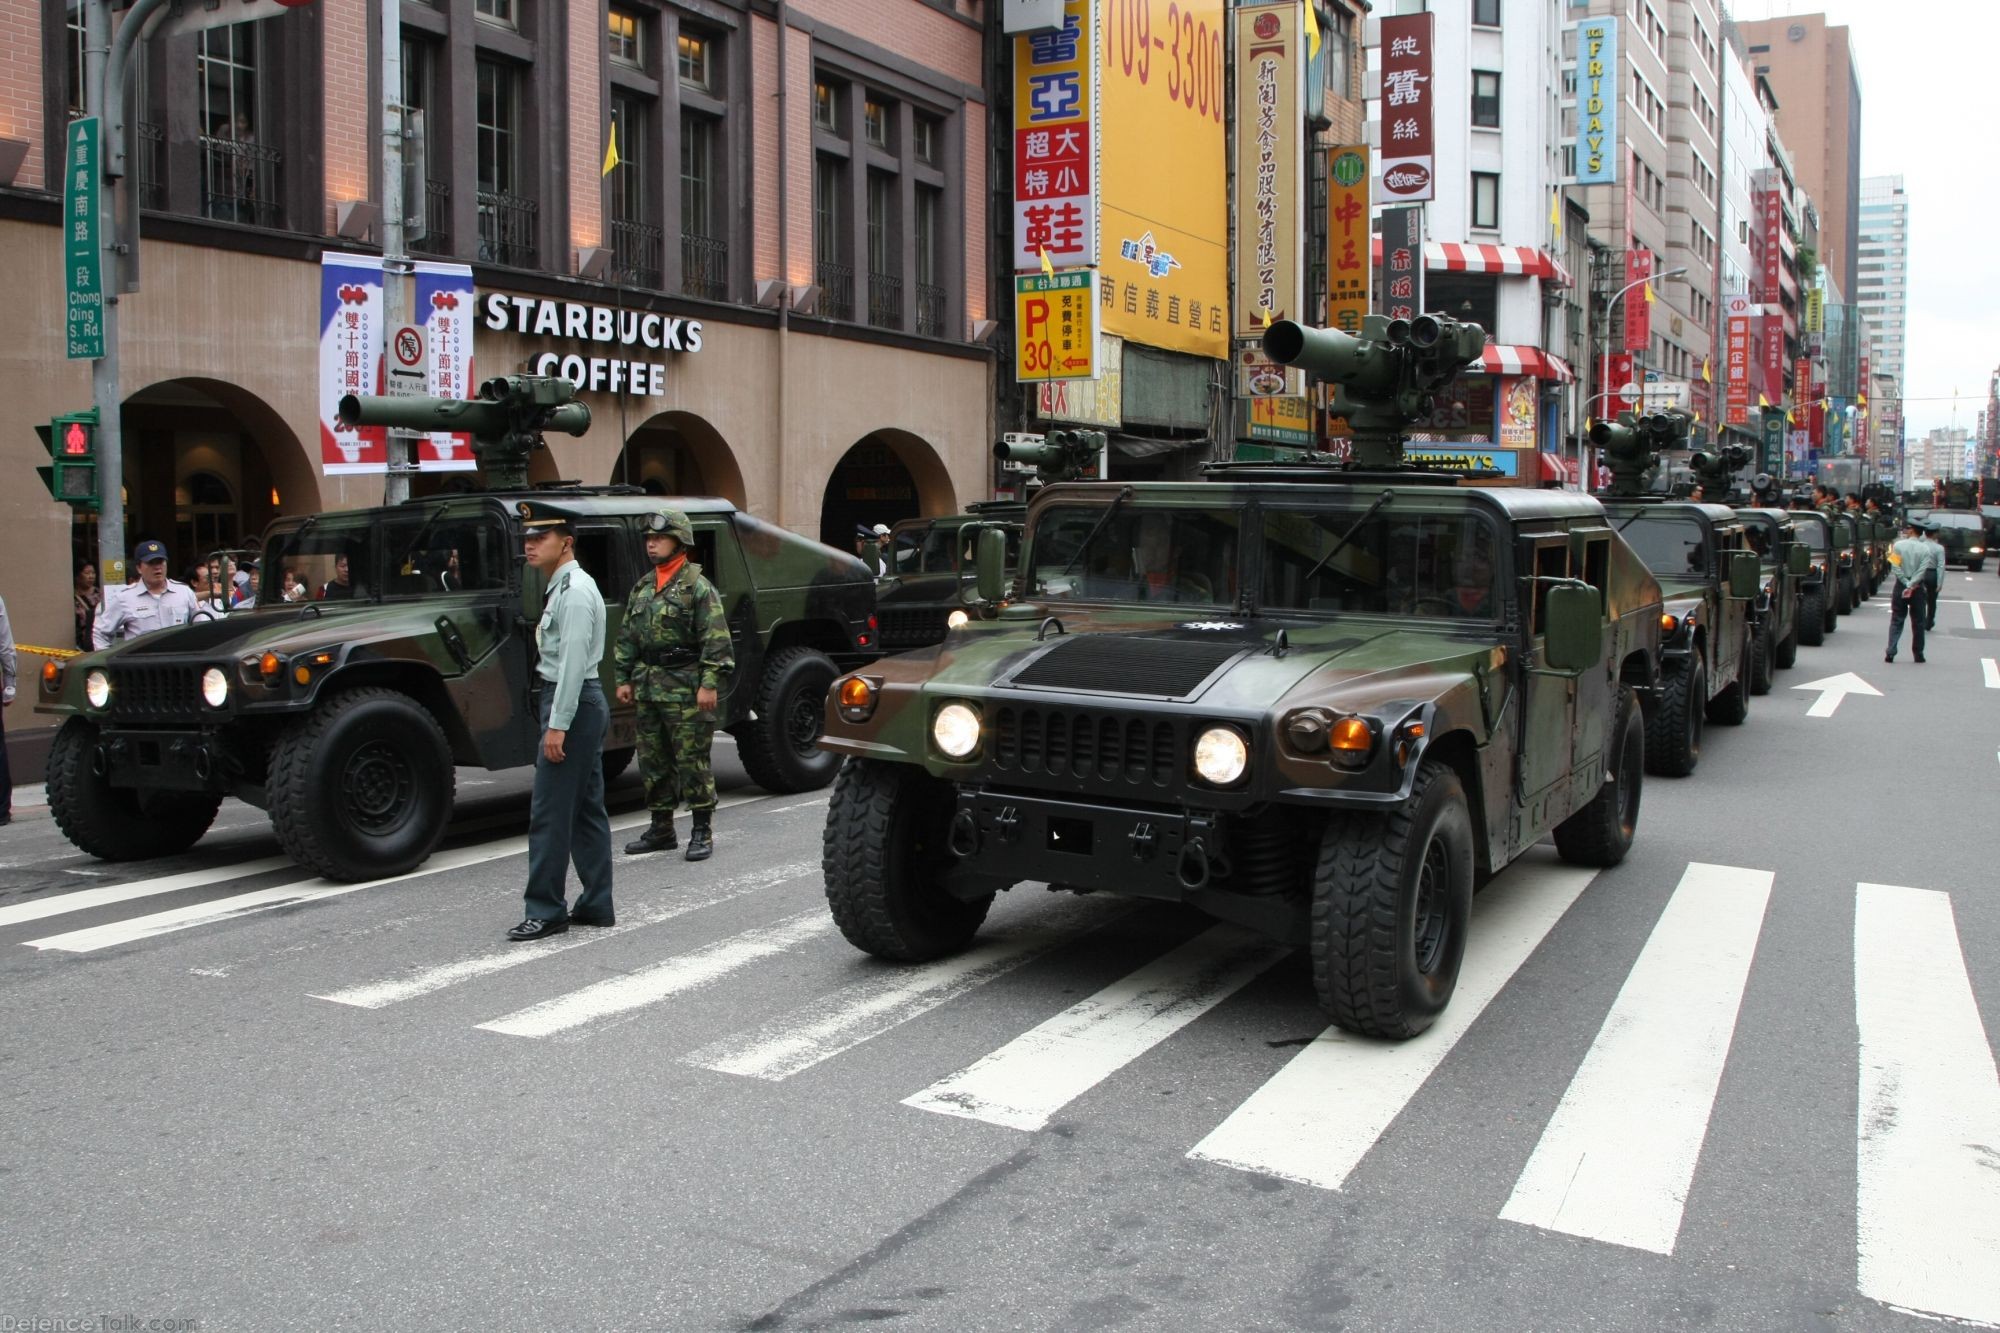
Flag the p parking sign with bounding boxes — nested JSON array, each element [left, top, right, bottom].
[[1014, 270, 1097, 382]]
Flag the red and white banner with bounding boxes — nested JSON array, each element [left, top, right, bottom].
[[318, 252, 386, 474], [1758, 185, 1784, 304], [1762, 311, 1785, 407], [1724, 293, 1751, 426], [414, 261, 476, 471], [1624, 249, 1653, 352], [1377, 13, 1435, 203], [1012, 0, 1096, 272]]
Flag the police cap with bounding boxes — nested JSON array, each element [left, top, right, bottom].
[[517, 500, 577, 535], [643, 509, 695, 544]]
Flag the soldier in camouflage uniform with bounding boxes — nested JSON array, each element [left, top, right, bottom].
[[614, 509, 735, 860]]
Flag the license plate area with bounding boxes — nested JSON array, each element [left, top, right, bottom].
[[955, 789, 1190, 898]]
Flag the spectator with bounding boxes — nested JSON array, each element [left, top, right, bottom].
[[74, 561, 101, 652], [320, 551, 355, 601], [94, 541, 199, 648], [280, 568, 306, 603], [231, 568, 257, 610]]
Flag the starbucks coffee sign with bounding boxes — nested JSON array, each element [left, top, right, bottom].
[[480, 293, 704, 397]]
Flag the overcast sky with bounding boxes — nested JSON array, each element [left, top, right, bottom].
[[1729, 0, 1998, 440]]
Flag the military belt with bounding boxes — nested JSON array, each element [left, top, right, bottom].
[[642, 646, 698, 668]]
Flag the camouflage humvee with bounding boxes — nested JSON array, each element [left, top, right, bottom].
[[872, 504, 1025, 652], [1785, 508, 1838, 645], [40, 383, 880, 882], [1822, 508, 1868, 612], [1735, 508, 1813, 689], [816, 316, 1664, 1040]]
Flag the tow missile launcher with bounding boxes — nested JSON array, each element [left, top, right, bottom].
[[337, 374, 592, 490], [993, 429, 1106, 488], [1259, 313, 1487, 468], [1687, 442, 1752, 499], [1589, 409, 1691, 498]]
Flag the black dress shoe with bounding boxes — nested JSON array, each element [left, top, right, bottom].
[[506, 917, 569, 941], [568, 909, 616, 927], [1914, 653, 1925, 663], [1884, 652, 1894, 662]]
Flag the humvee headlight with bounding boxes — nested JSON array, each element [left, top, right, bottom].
[[932, 703, 982, 758], [946, 609, 971, 631], [84, 669, 111, 709], [201, 668, 230, 709], [1193, 727, 1249, 786], [1972, 545, 1986, 555]]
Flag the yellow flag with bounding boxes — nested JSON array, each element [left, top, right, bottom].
[[602, 120, 621, 176], [1260, 306, 1273, 328], [1549, 190, 1562, 243], [1304, 1, 1321, 57], [1039, 245, 1054, 279], [1701, 357, 1712, 384], [1758, 393, 1770, 409], [1693, 410, 1702, 425], [1643, 282, 1656, 305], [1787, 407, 1798, 424]]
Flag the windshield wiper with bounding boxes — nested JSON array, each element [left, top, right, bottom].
[[1301, 489, 1395, 586], [1058, 486, 1135, 576]]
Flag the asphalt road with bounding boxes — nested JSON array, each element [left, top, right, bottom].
[[2, 581, 1996, 1333]]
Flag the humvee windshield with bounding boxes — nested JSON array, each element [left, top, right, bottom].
[[1619, 514, 1709, 576], [1791, 521, 1827, 551], [1261, 510, 1500, 618], [260, 507, 513, 605], [1925, 512, 1982, 533], [1028, 506, 1238, 605]]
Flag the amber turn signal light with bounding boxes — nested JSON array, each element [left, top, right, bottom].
[[1660, 613, 1680, 635], [260, 652, 282, 678], [1329, 716, 1374, 753], [838, 677, 873, 711], [41, 660, 60, 684]]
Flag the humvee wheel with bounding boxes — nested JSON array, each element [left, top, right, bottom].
[[1797, 588, 1826, 646], [822, 758, 992, 960], [1310, 761, 1473, 1040], [1835, 579, 1852, 616], [1774, 619, 1799, 669], [268, 688, 455, 882], [1749, 620, 1775, 695], [1970, 558, 1985, 574], [46, 717, 222, 861], [1706, 634, 1751, 726], [601, 747, 635, 783], [1646, 657, 1704, 777], [736, 647, 840, 794], [1554, 687, 1642, 868]]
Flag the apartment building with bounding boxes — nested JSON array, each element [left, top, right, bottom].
[[1735, 12, 1861, 300]]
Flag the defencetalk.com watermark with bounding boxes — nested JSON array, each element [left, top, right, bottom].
[[0, 1318, 198, 1333]]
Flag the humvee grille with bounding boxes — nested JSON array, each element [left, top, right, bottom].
[[108, 665, 201, 719], [1010, 635, 1242, 698], [878, 607, 949, 651], [990, 705, 1179, 788]]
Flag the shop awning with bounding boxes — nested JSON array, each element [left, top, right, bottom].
[[1480, 345, 1575, 383], [1369, 239, 1572, 286], [1539, 452, 1575, 487]]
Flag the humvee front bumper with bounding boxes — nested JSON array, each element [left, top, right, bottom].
[[93, 727, 230, 793]]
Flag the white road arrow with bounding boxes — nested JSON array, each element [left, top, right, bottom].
[[1793, 672, 1883, 718]]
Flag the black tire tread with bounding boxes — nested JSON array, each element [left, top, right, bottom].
[[1706, 634, 1751, 725], [1553, 687, 1642, 867], [735, 646, 839, 795], [46, 718, 220, 861], [1774, 616, 1799, 669], [1749, 620, 1774, 695], [267, 687, 454, 882], [1799, 588, 1826, 646], [1645, 658, 1702, 777], [822, 758, 990, 960]]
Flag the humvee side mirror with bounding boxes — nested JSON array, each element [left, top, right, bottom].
[[1727, 549, 1760, 599], [1542, 582, 1604, 673], [973, 527, 1008, 604], [1784, 542, 1811, 577]]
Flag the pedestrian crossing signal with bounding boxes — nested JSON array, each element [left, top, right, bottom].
[[34, 409, 99, 509]]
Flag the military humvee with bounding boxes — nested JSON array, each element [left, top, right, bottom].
[[873, 503, 1025, 653], [1735, 508, 1812, 690], [1924, 510, 1987, 572], [40, 381, 879, 882], [816, 316, 1664, 1040], [1785, 508, 1838, 644]]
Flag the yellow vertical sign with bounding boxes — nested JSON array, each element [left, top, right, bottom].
[[1325, 145, 1371, 335], [1016, 271, 1098, 381], [1232, 2, 1303, 340]]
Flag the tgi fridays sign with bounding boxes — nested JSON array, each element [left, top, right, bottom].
[[481, 293, 705, 396], [1377, 13, 1435, 203], [1725, 293, 1752, 426], [1012, 0, 1097, 272]]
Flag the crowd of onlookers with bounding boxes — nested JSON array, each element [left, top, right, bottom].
[[71, 542, 323, 652]]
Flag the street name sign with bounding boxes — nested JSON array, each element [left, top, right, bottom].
[[64, 118, 104, 360]]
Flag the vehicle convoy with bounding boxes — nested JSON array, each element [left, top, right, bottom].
[[1735, 504, 1810, 690], [818, 314, 1664, 1040], [39, 376, 880, 881], [1589, 417, 1763, 777], [1783, 507, 1839, 645]]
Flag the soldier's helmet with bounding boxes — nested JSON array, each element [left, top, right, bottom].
[[644, 509, 696, 546]]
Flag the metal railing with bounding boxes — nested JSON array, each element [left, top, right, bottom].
[[681, 233, 728, 301], [476, 189, 540, 268], [609, 218, 664, 289], [136, 121, 166, 212], [868, 272, 903, 330], [916, 282, 946, 338], [410, 179, 453, 256], [198, 135, 283, 228], [817, 260, 854, 321]]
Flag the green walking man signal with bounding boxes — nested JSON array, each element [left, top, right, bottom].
[[36, 411, 100, 509]]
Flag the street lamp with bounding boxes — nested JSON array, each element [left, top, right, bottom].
[[1579, 265, 1690, 489]]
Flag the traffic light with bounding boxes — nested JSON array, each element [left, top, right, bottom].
[[35, 410, 99, 509]]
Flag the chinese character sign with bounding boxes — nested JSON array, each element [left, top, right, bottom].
[[1325, 146, 1371, 335], [1758, 186, 1783, 303], [1624, 249, 1653, 352], [1376, 206, 1424, 323], [1762, 311, 1785, 405], [1724, 293, 1752, 426], [319, 253, 388, 474], [63, 118, 104, 361], [1013, 0, 1097, 273], [415, 262, 476, 471], [1377, 13, 1434, 202], [1231, 2, 1303, 340], [1015, 271, 1099, 382], [1804, 288, 1823, 334], [1572, 18, 1619, 185]]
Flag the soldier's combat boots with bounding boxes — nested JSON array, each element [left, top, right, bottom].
[[624, 812, 678, 856], [685, 810, 714, 862]]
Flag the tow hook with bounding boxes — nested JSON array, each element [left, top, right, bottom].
[[1177, 839, 1212, 890], [948, 809, 981, 857]]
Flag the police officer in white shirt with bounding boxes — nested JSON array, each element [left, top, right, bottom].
[[93, 540, 200, 648]]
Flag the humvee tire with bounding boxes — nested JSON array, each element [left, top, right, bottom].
[[1749, 620, 1775, 695], [1647, 657, 1704, 777], [1970, 558, 1985, 573], [1310, 761, 1473, 1040], [601, 747, 635, 783], [1706, 634, 1751, 726], [268, 688, 456, 882], [1798, 588, 1826, 646], [1774, 621, 1799, 669], [1554, 688, 1643, 868], [735, 647, 841, 794], [822, 758, 992, 960], [46, 717, 221, 861]]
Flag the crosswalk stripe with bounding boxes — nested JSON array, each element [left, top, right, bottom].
[[1187, 859, 1598, 1190], [682, 898, 1126, 1081], [1854, 882, 2000, 1327], [1972, 601, 1987, 630], [475, 910, 833, 1039], [1982, 657, 2000, 689], [1499, 862, 1773, 1255], [902, 924, 1288, 1132], [312, 860, 819, 1009], [0, 856, 296, 929]]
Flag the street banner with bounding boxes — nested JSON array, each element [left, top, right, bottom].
[[1760, 408, 1785, 475], [1013, 0, 1097, 274], [319, 252, 387, 474], [1325, 145, 1371, 335], [1232, 2, 1304, 338], [1758, 181, 1784, 303], [1098, 0, 1226, 358], [1605, 351, 1636, 412], [1377, 13, 1435, 203], [1624, 249, 1653, 352], [64, 117, 104, 360], [1724, 293, 1751, 426], [1571, 17, 1619, 185], [1805, 288, 1823, 334], [414, 261, 477, 471], [1377, 205, 1423, 322], [1015, 270, 1098, 381], [1763, 311, 1785, 407]]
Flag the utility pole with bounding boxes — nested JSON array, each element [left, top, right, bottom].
[[380, 0, 413, 505], [83, 0, 125, 585]]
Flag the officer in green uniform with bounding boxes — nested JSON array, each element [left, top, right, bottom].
[[509, 501, 615, 940], [615, 509, 735, 861]]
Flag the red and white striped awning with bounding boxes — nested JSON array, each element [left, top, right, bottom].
[[1539, 453, 1575, 487], [1480, 344, 1575, 383], [1370, 239, 1572, 286]]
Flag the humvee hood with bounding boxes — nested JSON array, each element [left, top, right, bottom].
[[103, 602, 449, 662]]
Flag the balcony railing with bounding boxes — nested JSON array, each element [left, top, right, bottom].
[[477, 190, 540, 269], [916, 283, 946, 338], [410, 179, 453, 257], [609, 218, 664, 289], [199, 135, 283, 228], [868, 272, 903, 330], [681, 233, 728, 301], [817, 260, 854, 321], [135, 122, 166, 212]]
